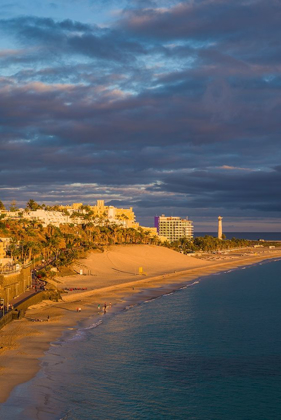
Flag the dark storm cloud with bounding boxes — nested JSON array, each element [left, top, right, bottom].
[[157, 168, 281, 213], [1, 1, 281, 227], [0, 73, 280, 192], [0, 76, 269, 139], [0, 16, 92, 36], [119, 0, 281, 41], [120, 0, 281, 65], [0, 16, 147, 63]]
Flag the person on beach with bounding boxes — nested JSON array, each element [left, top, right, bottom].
[[47, 315, 50, 321], [98, 304, 100, 310], [103, 302, 107, 314]]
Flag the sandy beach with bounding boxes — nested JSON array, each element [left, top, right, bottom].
[[1, 244, 281, 404]]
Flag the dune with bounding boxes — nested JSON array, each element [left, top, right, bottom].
[[60, 245, 210, 291]]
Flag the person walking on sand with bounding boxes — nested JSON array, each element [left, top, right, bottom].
[[103, 302, 107, 314]]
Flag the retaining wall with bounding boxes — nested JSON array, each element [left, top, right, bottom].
[[0, 290, 60, 330], [0, 311, 13, 330], [0, 267, 32, 301]]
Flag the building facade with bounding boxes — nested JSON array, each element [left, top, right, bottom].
[[1, 200, 137, 229], [0, 266, 31, 303], [154, 215, 194, 242], [61, 200, 137, 228], [90, 200, 137, 227]]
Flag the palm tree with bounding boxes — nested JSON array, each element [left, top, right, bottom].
[[26, 199, 40, 211]]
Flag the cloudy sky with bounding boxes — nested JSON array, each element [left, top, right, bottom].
[[1, 0, 281, 231]]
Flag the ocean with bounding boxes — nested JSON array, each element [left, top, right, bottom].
[[1, 258, 281, 419], [195, 232, 281, 241]]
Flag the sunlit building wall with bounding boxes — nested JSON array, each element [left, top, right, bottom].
[[154, 215, 194, 242], [90, 200, 137, 228], [59, 200, 137, 228], [0, 241, 6, 259]]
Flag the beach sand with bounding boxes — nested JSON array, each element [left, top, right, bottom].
[[1, 244, 281, 403]]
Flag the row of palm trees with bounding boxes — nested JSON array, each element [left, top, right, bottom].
[[167, 235, 252, 253], [2, 218, 160, 267]]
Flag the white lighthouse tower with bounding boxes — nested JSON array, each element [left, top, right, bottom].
[[218, 216, 223, 239]]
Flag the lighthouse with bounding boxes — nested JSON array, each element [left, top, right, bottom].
[[218, 216, 223, 239]]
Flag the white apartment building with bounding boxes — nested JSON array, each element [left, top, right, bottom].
[[24, 210, 84, 227], [154, 215, 194, 242], [0, 206, 134, 229]]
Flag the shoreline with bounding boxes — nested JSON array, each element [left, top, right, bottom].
[[1, 245, 281, 404]]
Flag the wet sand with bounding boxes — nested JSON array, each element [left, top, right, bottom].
[[1, 244, 281, 403]]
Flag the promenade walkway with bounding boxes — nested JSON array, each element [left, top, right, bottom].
[[0, 289, 39, 319], [10, 290, 38, 308]]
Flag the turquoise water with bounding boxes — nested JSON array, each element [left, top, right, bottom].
[[1, 259, 281, 419]]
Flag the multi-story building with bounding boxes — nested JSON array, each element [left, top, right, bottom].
[[154, 215, 194, 242], [91, 200, 136, 227], [1, 200, 137, 228], [61, 200, 137, 228], [24, 209, 85, 227], [1, 201, 159, 237]]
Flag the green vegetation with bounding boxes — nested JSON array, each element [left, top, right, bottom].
[[26, 199, 41, 211], [9, 200, 19, 212], [167, 235, 253, 253], [0, 218, 160, 272]]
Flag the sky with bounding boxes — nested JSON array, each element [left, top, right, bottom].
[[1, 0, 281, 231]]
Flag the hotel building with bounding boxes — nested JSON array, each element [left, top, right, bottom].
[[90, 200, 136, 227], [154, 215, 194, 242], [62, 200, 137, 228]]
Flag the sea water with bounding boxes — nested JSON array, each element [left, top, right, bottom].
[[1, 259, 281, 419], [195, 232, 281, 241]]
